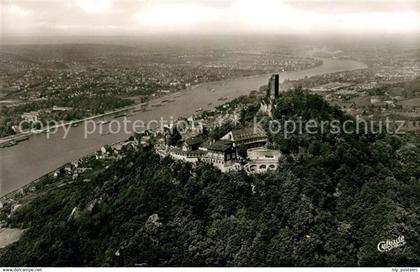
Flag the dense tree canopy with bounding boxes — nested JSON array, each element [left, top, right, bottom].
[[0, 90, 419, 266]]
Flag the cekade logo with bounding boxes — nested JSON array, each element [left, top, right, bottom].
[[377, 235, 406, 252]]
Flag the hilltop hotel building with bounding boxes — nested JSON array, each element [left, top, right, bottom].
[[160, 74, 282, 173]]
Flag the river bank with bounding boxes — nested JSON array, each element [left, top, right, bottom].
[[0, 58, 368, 196], [0, 103, 147, 148]]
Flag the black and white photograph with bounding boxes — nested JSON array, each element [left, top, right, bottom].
[[0, 0, 419, 270]]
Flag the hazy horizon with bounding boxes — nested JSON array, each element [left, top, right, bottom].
[[1, 0, 419, 37]]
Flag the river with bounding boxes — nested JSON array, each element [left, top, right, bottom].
[[0, 58, 367, 196]]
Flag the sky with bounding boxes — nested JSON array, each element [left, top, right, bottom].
[[1, 0, 419, 36]]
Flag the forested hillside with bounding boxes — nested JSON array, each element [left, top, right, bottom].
[[1, 91, 419, 266]]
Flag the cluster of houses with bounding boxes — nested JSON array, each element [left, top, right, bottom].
[[59, 162, 92, 182]]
